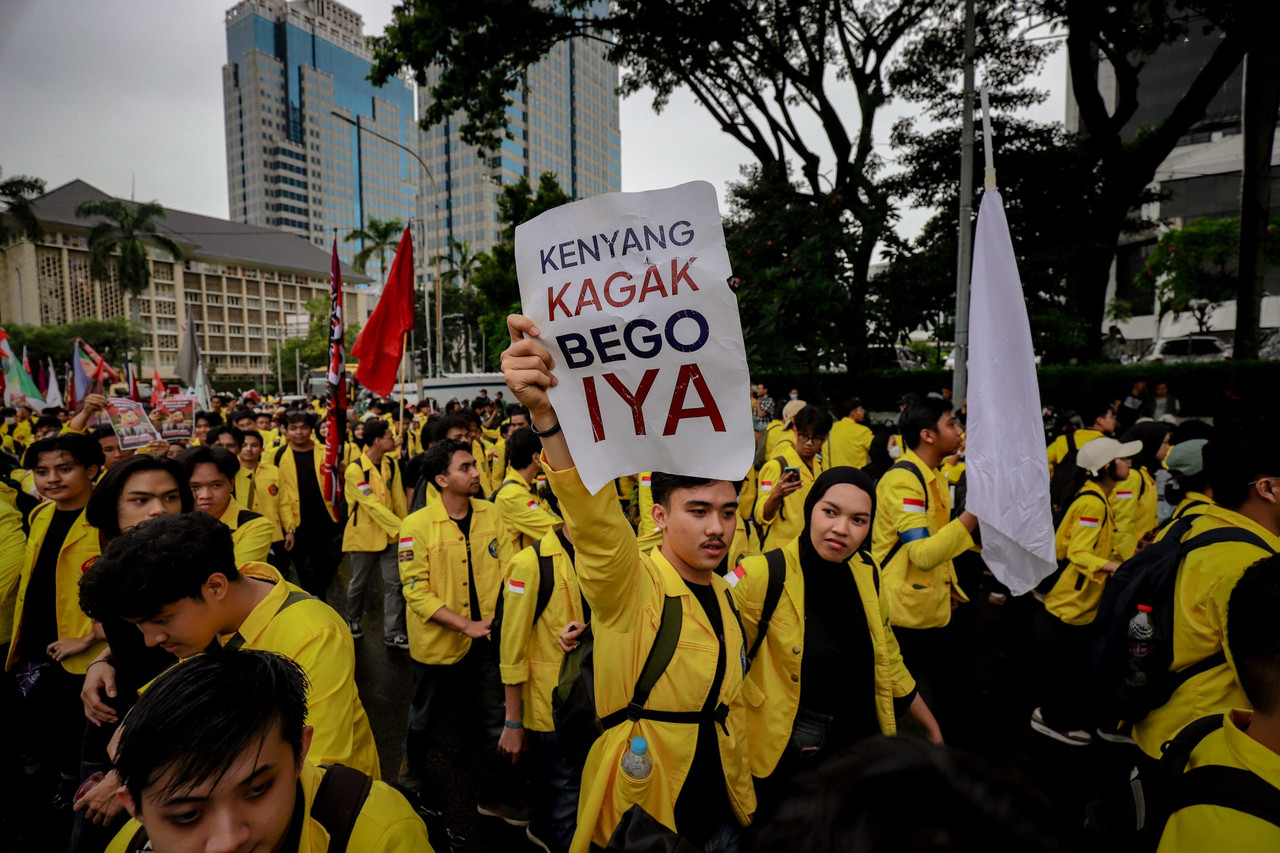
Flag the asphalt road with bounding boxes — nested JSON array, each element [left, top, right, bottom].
[[2, 556, 1143, 852]]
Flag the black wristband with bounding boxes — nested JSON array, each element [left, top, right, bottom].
[[530, 420, 562, 438]]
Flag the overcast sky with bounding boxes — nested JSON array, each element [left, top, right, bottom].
[[0, 0, 1065, 242]]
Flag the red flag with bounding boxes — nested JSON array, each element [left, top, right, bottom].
[[152, 366, 166, 404], [351, 226, 415, 398], [321, 238, 347, 507], [78, 339, 119, 383]]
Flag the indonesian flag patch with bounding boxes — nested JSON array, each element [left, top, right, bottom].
[[1115, 491, 1133, 500], [759, 480, 774, 492], [527, 499, 539, 510], [902, 498, 926, 514], [357, 481, 372, 497], [1078, 516, 1100, 528], [399, 536, 414, 550], [640, 474, 651, 488], [508, 579, 527, 595], [725, 564, 747, 588]]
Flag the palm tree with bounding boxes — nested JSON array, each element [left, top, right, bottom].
[[437, 237, 485, 370], [0, 167, 47, 245], [344, 216, 405, 284], [75, 199, 184, 322]]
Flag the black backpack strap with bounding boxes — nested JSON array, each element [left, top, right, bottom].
[[531, 539, 556, 625], [489, 478, 522, 503], [312, 764, 374, 853], [224, 588, 314, 651], [600, 595, 685, 730], [1181, 527, 1277, 556], [274, 444, 288, 466], [880, 461, 930, 567], [1160, 713, 1226, 768], [1171, 500, 1209, 521], [237, 508, 263, 526], [746, 550, 787, 664], [1169, 765, 1280, 827]]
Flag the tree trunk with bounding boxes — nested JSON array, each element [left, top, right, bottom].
[[1234, 42, 1280, 360]]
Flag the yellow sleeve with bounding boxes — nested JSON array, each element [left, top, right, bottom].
[[1063, 496, 1114, 576], [398, 515, 446, 624], [874, 560, 916, 699], [498, 546, 540, 686], [279, 461, 299, 533], [283, 617, 365, 770], [233, 516, 274, 564], [496, 482, 563, 544], [753, 458, 784, 529], [1112, 470, 1141, 560], [346, 463, 403, 539], [879, 470, 974, 571], [0, 501, 24, 641]]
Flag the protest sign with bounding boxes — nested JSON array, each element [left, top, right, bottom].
[[105, 398, 161, 450], [515, 181, 753, 494], [156, 394, 198, 441]]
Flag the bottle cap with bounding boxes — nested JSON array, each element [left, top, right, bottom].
[[630, 737, 648, 755], [1137, 604, 1152, 613]]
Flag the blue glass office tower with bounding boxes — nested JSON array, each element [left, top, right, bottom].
[[223, 0, 420, 270]]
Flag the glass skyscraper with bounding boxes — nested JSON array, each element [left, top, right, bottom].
[[223, 0, 420, 271]]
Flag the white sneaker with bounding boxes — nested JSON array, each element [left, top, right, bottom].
[[1030, 707, 1092, 746], [1095, 726, 1137, 745]]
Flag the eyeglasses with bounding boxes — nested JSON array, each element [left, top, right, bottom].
[[1247, 476, 1280, 487], [795, 433, 828, 446]]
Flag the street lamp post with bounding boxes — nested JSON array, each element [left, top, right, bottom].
[[331, 110, 444, 379]]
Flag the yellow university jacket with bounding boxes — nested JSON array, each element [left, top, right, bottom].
[[6, 504, 106, 674], [871, 448, 972, 630], [499, 532, 585, 732], [342, 452, 407, 552], [217, 497, 274, 565], [240, 462, 283, 541], [223, 563, 381, 778], [754, 440, 819, 550], [1156, 711, 1280, 853], [0, 500, 26, 648], [1113, 466, 1158, 559], [729, 537, 915, 778], [544, 463, 755, 852], [106, 759, 432, 853], [1045, 481, 1120, 626], [823, 417, 873, 470], [492, 467, 564, 553], [636, 472, 662, 551], [275, 442, 340, 531], [1134, 506, 1280, 758], [398, 498, 515, 665]]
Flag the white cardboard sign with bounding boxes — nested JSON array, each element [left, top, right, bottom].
[[515, 181, 754, 494]]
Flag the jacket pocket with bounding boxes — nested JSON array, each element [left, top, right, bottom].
[[741, 673, 767, 710]]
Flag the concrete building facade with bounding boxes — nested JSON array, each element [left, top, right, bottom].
[[0, 180, 370, 389]]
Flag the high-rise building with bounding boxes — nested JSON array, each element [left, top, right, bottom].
[[416, 26, 622, 261], [223, 0, 421, 269]]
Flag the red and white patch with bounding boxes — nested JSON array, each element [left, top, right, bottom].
[[725, 564, 747, 588], [1078, 516, 1100, 528], [1114, 491, 1134, 500], [902, 498, 926, 514], [508, 579, 526, 595], [526, 499, 539, 510], [640, 475, 651, 487], [759, 480, 774, 492], [398, 536, 414, 550], [356, 481, 372, 497]]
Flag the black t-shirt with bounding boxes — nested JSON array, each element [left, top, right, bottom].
[[17, 508, 81, 664], [292, 447, 332, 529], [673, 578, 732, 846], [799, 560, 879, 743], [452, 504, 481, 621], [405, 452, 426, 489], [101, 615, 175, 697]]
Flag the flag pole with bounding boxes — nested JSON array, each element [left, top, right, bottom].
[[952, 0, 976, 404], [398, 331, 408, 430], [981, 87, 997, 190]]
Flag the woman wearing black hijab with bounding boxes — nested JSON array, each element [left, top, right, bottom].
[[727, 466, 940, 812]]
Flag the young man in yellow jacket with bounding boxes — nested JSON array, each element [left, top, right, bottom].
[[79, 511, 381, 778], [1045, 401, 1117, 479], [397, 438, 521, 822], [499, 529, 586, 853], [755, 406, 832, 550], [274, 410, 342, 600], [1133, 434, 1280, 759], [106, 649, 430, 853], [502, 314, 756, 853], [238, 429, 286, 568], [822, 397, 874, 469], [872, 398, 978, 736], [342, 419, 409, 649], [1157, 558, 1280, 853], [7, 433, 106, 809], [181, 445, 274, 565], [492, 426, 564, 553]]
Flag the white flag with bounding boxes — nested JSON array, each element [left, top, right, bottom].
[[964, 189, 1056, 596], [44, 357, 64, 409]]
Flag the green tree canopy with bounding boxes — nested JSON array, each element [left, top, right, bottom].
[[344, 216, 405, 282], [74, 199, 185, 318], [6, 317, 149, 373], [0, 167, 46, 245]]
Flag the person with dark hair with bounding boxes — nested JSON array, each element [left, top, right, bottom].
[[274, 409, 341, 599], [1118, 379, 1148, 431], [397, 438, 519, 820], [492, 426, 564, 553], [90, 424, 133, 472], [731, 467, 939, 816], [1046, 401, 1118, 479], [750, 736, 1064, 853], [456, 406, 496, 496], [206, 421, 253, 501], [502, 314, 755, 851], [342, 418, 409, 649], [823, 397, 873, 470], [254, 410, 280, 447], [405, 412, 471, 509], [1157, 557, 1280, 852], [180, 445, 273, 564], [191, 410, 222, 446], [79, 512, 381, 777], [104, 649, 429, 852], [237, 428, 286, 570], [1133, 428, 1280, 759], [5, 433, 106, 809], [1112, 421, 1173, 558], [484, 404, 532, 486], [1031, 436, 1138, 746], [755, 405, 834, 549], [33, 413, 63, 442], [862, 429, 897, 483], [871, 399, 978, 736], [228, 408, 256, 432]]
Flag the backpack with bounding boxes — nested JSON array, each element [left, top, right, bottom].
[[489, 538, 557, 655], [552, 595, 685, 770], [488, 478, 521, 503], [879, 460, 929, 567], [1049, 431, 1081, 519], [1088, 516, 1276, 726], [124, 762, 373, 853], [1085, 714, 1280, 846]]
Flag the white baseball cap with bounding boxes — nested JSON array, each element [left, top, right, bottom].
[[1076, 436, 1143, 476]]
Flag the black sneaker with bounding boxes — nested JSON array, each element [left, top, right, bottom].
[[346, 619, 364, 639], [385, 633, 410, 650], [477, 800, 530, 826]]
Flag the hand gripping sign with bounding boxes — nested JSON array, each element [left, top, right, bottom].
[[515, 181, 754, 494]]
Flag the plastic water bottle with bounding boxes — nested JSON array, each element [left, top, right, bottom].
[[1125, 604, 1155, 687], [620, 736, 653, 782]]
